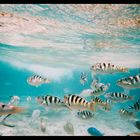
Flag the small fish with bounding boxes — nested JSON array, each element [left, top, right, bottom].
[[64, 94, 96, 111], [102, 99, 114, 111], [77, 110, 94, 120], [79, 89, 94, 97], [9, 96, 20, 105], [27, 96, 32, 101], [90, 84, 110, 96], [90, 62, 128, 74], [36, 95, 71, 111], [128, 100, 140, 112], [105, 92, 133, 102], [63, 122, 74, 135], [92, 97, 104, 105], [87, 127, 104, 136], [117, 74, 140, 89], [80, 72, 88, 86], [119, 108, 135, 118], [92, 97, 110, 111], [40, 118, 46, 133], [27, 75, 51, 87], [90, 79, 105, 90]]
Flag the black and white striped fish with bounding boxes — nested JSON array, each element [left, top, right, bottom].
[[105, 92, 133, 102], [117, 74, 140, 89], [36, 95, 71, 110], [128, 100, 140, 112], [92, 97, 104, 104], [77, 110, 94, 119], [80, 72, 88, 86], [64, 94, 96, 111], [90, 84, 110, 96], [91, 97, 110, 111], [27, 75, 51, 87], [90, 79, 106, 90], [101, 99, 115, 111], [119, 108, 135, 118], [90, 63, 128, 74]]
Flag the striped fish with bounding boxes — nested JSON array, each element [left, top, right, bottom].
[[92, 97, 104, 105], [27, 75, 51, 87], [77, 110, 94, 119], [90, 80, 106, 90], [90, 63, 128, 74], [117, 74, 140, 89], [80, 72, 88, 86], [90, 84, 110, 96], [64, 94, 96, 111], [128, 100, 140, 112], [119, 108, 135, 118], [101, 99, 115, 111], [105, 92, 133, 102], [92, 97, 110, 111], [36, 95, 71, 110]]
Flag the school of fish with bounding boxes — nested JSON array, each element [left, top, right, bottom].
[[0, 62, 140, 136]]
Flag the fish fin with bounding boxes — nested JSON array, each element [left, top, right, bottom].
[[64, 104, 73, 111], [128, 105, 133, 110]]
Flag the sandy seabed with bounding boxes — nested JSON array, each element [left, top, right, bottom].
[[0, 108, 139, 136]]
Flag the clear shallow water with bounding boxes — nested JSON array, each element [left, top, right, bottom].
[[0, 4, 140, 136]]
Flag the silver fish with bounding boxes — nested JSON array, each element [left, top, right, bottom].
[[105, 92, 133, 102], [64, 94, 96, 111], [27, 75, 51, 87], [90, 84, 110, 96], [119, 108, 135, 118], [80, 72, 88, 86], [90, 63, 128, 74], [117, 74, 140, 89], [77, 110, 94, 119], [9, 96, 20, 105]]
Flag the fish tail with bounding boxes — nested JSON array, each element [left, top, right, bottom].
[[44, 78, 51, 83]]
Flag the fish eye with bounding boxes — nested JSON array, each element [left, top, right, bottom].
[[1, 104, 6, 108]]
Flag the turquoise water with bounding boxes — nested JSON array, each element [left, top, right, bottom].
[[0, 4, 140, 136]]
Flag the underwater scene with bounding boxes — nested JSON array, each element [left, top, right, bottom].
[[0, 4, 140, 136]]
